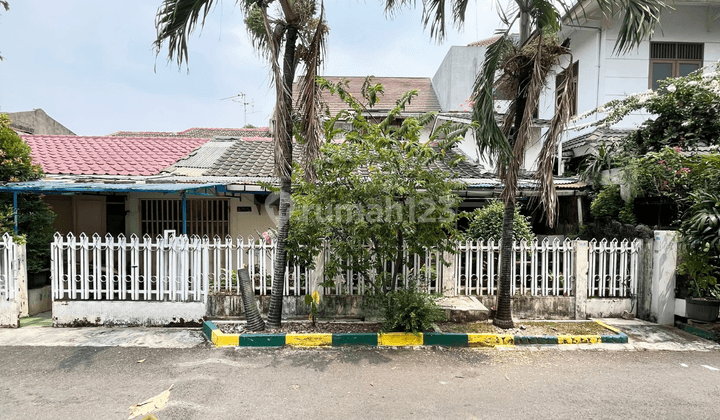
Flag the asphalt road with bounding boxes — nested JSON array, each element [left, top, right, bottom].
[[2, 345, 720, 419]]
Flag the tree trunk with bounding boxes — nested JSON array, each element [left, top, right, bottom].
[[392, 229, 403, 289], [238, 268, 265, 331], [493, 201, 516, 329], [267, 26, 298, 328]]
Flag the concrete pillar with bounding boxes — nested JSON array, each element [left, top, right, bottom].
[[651, 230, 678, 325], [16, 244, 28, 318], [442, 250, 457, 296], [573, 240, 589, 320], [636, 238, 654, 320]]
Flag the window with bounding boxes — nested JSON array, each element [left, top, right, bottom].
[[140, 198, 229, 238], [555, 61, 578, 117], [650, 42, 703, 90]]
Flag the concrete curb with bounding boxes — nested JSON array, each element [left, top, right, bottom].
[[203, 320, 629, 348], [676, 321, 720, 343]]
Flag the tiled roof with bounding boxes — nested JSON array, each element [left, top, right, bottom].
[[22, 135, 210, 176], [203, 136, 486, 180], [307, 77, 442, 116], [109, 127, 271, 138], [205, 137, 304, 178], [467, 35, 502, 47], [563, 128, 635, 152]]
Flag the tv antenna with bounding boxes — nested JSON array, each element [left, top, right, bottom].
[[221, 92, 256, 127]]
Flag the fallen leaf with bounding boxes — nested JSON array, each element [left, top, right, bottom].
[[128, 385, 173, 419], [137, 359, 146, 363], [505, 374, 509, 381]]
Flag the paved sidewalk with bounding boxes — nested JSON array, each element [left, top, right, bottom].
[[0, 325, 206, 348], [0, 318, 718, 350]]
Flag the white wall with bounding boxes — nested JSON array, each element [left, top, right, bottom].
[[125, 192, 276, 240], [541, 4, 720, 146], [432, 46, 487, 112]]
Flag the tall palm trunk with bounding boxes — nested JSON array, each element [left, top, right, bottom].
[[494, 201, 516, 328], [267, 26, 298, 328], [493, 36, 531, 329]]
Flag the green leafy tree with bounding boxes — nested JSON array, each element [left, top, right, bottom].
[[287, 79, 464, 292], [462, 201, 533, 243], [154, 0, 329, 328], [0, 114, 56, 273], [387, 0, 665, 328]]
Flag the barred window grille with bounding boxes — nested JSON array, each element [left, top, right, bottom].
[[649, 42, 703, 90], [140, 199, 229, 238]]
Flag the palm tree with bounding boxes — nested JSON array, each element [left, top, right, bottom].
[[386, 0, 665, 328], [154, 0, 328, 328], [0, 1, 9, 61]]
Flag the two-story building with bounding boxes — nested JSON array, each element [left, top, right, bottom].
[[536, 0, 720, 173]]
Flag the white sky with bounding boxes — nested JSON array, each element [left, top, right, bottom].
[[0, 0, 502, 135]]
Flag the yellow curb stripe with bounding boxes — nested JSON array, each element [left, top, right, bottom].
[[594, 320, 622, 334], [467, 334, 515, 347], [377, 332, 423, 347], [556, 335, 601, 345], [211, 330, 239, 347], [286, 333, 332, 347]]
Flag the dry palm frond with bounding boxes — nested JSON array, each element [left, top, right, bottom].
[[533, 55, 574, 227], [296, 3, 328, 181], [258, 5, 292, 179], [500, 31, 546, 205]]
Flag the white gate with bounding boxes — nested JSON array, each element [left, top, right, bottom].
[[0, 233, 19, 301]]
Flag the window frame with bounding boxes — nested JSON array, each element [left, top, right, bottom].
[[648, 42, 703, 90]]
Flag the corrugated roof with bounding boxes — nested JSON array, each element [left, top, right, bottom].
[[165, 138, 237, 174], [109, 127, 271, 138], [22, 135, 210, 176], [0, 181, 223, 194]]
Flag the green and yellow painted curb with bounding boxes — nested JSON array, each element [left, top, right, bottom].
[[203, 320, 629, 348]]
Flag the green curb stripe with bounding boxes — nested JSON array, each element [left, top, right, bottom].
[[332, 333, 379, 346], [202, 321, 630, 347], [239, 334, 286, 347], [514, 336, 559, 345], [203, 321, 218, 341], [681, 324, 717, 341], [423, 333, 468, 347]]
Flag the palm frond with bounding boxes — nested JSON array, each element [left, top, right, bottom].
[[470, 33, 512, 169], [533, 56, 574, 227], [500, 31, 545, 205], [153, 0, 218, 68], [257, 5, 292, 179], [589, 0, 667, 55], [297, 3, 329, 181]]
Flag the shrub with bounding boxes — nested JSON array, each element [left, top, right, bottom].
[[0, 114, 56, 272], [381, 286, 445, 333], [590, 185, 624, 220], [463, 201, 534, 242]]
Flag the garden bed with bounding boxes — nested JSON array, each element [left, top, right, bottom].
[[216, 320, 619, 336]]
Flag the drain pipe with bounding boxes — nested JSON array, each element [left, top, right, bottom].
[[13, 192, 18, 235]]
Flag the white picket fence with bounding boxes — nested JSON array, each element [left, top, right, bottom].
[[50, 233, 641, 301], [0, 233, 19, 301], [588, 238, 640, 297], [456, 238, 576, 296], [51, 233, 209, 302]]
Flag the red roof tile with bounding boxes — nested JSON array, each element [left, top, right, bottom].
[[302, 77, 441, 116], [21, 135, 210, 176]]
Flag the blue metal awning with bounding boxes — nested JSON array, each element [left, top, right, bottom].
[[0, 181, 226, 195], [0, 181, 228, 235]]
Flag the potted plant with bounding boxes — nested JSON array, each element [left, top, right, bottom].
[[677, 250, 720, 322]]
